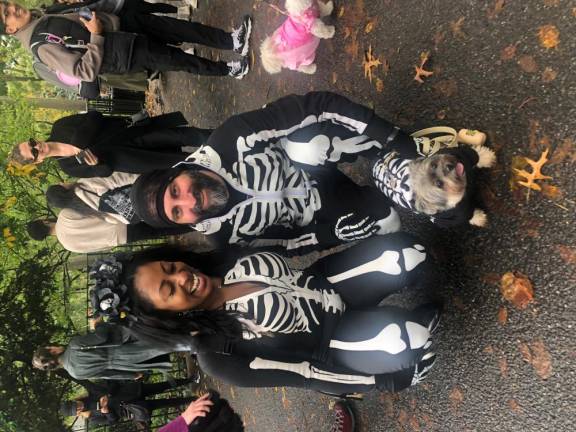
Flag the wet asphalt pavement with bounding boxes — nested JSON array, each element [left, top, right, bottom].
[[153, 0, 576, 430]]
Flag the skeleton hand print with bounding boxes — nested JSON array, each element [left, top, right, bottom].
[[334, 213, 379, 241]]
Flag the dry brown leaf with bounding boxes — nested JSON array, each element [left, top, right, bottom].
[[541, 183, 563, 200], [433, 30, 446, 49], [541, 67, 558, 82], [365, 18, 377, 33], [487, 0, 506, 19], [544, 0, 559, 6], [409, 415, 421, 432], [556, 245, 576, 265], [518, 339, 553, 379], [500, 271, 534, 309], [332, 72, 337, 84], [518, 55, 538, 73], [375, 78, 384, 93], [509, 156, 529, 191], [538, 24, 560, 49], [501, 43, 518, 61], [498, 306, 508, 325], [414, 51, 433, 83], [344, 30, 360, 63], [343, 27, 352, 40], [397, 409, 408, 427], [514, 149, 553, 200], [549, 138, 575, 164], [449, 387, 464, 411], [508, 399, 522, 413], [433, 79, 458, 97], [499, 357, 509, 377], [450, 17, 466, 38], [363, 45, 382, 83], [338, 6, 345, 17]]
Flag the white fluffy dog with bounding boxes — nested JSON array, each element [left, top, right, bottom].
[[260, 0, 335, 74]]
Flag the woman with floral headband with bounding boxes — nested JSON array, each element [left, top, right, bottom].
[[90, 232, 441, 396]]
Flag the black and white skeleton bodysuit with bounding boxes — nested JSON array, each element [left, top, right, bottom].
[[173, 91, 421, 254], [371, 140, 482, 227], [197, 232, 437, 395]]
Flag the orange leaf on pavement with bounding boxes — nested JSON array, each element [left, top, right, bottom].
[[500, 272, 534, 309], [498, 306, 508, 325], [538, 24, 560, 49], [556, 245, 576, 265], [518, 339, 553, 379]]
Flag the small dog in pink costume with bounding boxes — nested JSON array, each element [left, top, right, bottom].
[[260, 0, 335, 74]]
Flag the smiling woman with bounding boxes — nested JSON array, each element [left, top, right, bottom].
[[90, 233, 441, 396]]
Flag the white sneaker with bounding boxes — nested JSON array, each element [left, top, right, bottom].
[[232, 15, 253, 57], [227, 57, 250, 79]]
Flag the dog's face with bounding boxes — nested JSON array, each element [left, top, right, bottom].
[[409, 153, 467, 214]]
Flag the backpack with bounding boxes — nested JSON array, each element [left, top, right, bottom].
[[30, 17, 101, 99]]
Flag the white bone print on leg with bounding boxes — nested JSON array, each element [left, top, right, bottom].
[[327, 251, 401, 283], [329, 324, 407, 354], [405, 321, 430, 349], [402, 244, 426, 271]]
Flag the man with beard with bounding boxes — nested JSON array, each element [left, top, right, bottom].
[[130, 91, 420, 254]]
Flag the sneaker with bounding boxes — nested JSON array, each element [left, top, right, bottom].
[[227, 57, 250, 79], [413, 302, 443, 334], [232, 15, 253, 57], [411, 351, 437, 386], [183, 47, 195, 55], [331, 400, 355, 432]]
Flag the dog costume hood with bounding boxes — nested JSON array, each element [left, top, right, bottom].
[[372, 144, 482, 227]]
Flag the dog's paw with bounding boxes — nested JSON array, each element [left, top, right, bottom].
[[298, 63, 317, 74], [469, 209, 488, 227], [311, 21, 336, 38], [319, 0, 334, 16], [475, 146, 496, 168]]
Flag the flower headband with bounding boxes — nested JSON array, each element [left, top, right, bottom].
[[89, 257, 133, 321]]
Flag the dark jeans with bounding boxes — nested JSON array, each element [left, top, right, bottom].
[[140, 378, 191, 398], [122, 0, 177, 14], [120, 10, 234, 49], [128, 34, 229, 76]]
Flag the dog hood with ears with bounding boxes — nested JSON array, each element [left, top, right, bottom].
[[373, 144, 487, 227]]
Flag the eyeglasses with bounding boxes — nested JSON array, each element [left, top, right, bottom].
[[28, 138, 39, 161]]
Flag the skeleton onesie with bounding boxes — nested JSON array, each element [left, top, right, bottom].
[[197, 232, 438, 394]]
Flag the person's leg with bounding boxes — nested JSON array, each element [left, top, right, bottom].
[[327, 306, 437, 375], [120, 10, 233, 49], [123, 0, 178, 14], [307, 233, 430, 308], [128, 35, 235, 77], [139, 378, 192, 398]]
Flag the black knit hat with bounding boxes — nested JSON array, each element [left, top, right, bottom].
[[130, 168, 186, 228], [60, 401, 78, 417]]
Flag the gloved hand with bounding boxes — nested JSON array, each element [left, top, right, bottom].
[[334, 213, 379, 241]]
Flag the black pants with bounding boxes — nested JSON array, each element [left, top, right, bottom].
[[122, 0, 177, 15], [129, 35, 229, 76], [139, 378, 191, 398], [128, 34, 230, 76], [120, 10, 234, 49]]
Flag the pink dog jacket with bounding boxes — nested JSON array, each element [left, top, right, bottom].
[[273, 4, 321, 70]]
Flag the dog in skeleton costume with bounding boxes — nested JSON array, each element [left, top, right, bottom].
[[372, 137, 496, 227]]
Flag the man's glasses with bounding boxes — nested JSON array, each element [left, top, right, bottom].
[[28, 138, 39, 161]]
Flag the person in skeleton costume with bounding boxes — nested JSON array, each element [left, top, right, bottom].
[[44, 171, 189, 252], [90, 232, 440, 395], [130, 91, 429, 254]]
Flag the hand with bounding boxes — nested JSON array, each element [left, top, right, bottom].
[[181, 394, 213, 425], [82, 149, 99, 165], [334, 213, 379, 241], [80, 12, 103, 35], [99, 395, 109, 414], [134, 373, 144, 381]]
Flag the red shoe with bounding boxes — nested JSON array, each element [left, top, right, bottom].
[[331, 400, 356, 432]]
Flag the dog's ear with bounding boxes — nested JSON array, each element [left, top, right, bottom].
[[474, 146, 496, 169], [469, 209, 488, 227]]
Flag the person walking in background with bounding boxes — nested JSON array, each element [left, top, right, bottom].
[[9, 111, 212, 178], [0, 1, 252, 86]]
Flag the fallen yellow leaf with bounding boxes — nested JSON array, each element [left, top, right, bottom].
[[538, 25, 560, 49]]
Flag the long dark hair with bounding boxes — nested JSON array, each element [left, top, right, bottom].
[[117, 246, 245, 341], [46, 184, 103, 218]]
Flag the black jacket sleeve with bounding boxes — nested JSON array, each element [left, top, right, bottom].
[[57, 157, 113, 178], [126, 223, 193, 243]]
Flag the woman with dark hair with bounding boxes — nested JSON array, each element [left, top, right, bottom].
[[90, 233, 441, 396]]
